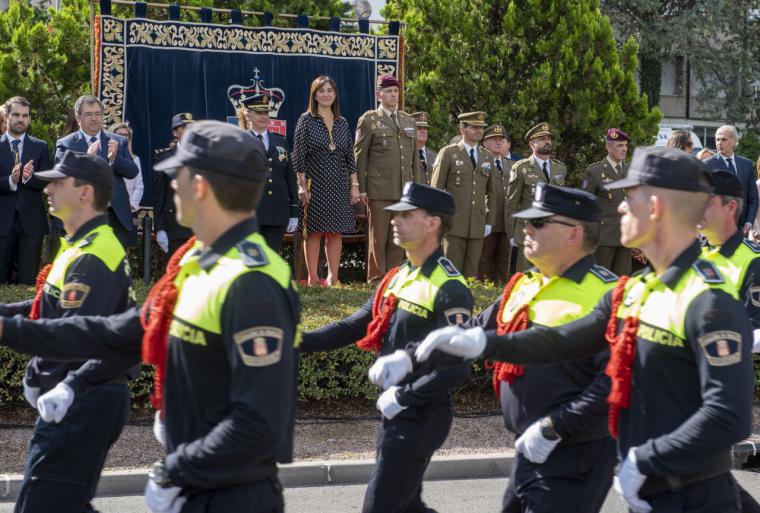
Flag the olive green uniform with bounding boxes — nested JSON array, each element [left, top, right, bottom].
[[478, 156, 513, 283]]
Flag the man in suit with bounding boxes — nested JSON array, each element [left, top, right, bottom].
[[412, 111, 436, 185], [431, 111, 496, 278], [582, 128, 631, 276], [507, 122, 567, 273], [242, 93, 298, 252], [478, 124, 513, 284], [0, 97, 50, 284], [54, 95, 139, 248], [355, 74, 423, 284], [706, 125, 759, 235], [153, 113, 195, 266]]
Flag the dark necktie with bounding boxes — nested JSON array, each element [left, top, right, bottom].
[[615, 163, 623, 177], [255, 133, 263, 141], [469, 148, 477, 168], [496, 159, 503, 174], [419, 148, 426, 170], [542, 161, 550, 181], [90, 136, 97, 144], [727, 157, 737, 175], [391, 112, 399, 131], [10, 139, 20, 166]]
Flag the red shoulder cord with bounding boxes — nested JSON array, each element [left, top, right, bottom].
[[603, 276, 637, 439], [484, 272, 530, 397], [355, 266, 402, 354], [140, 236, 197, 410], [29, 264, 52, 320]]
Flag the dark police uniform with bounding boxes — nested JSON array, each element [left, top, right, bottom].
[[302, 183, 473, 513], [0, 122, 300, 513]]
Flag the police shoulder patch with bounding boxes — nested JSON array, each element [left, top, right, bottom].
[[60, 282, 91, 309], [233, 326, 284, 367], [76, 232, 99, 248], [437, 257, 461, 277], [697, 330, 742, 367], [692, 260, 724, 284], [444, 307, 471, 326], [743, 239, 760, 253], [237, 241, 269, 267], [589, 265, 618, 283]]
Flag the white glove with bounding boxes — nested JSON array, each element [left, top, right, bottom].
[[415, 326, 484, 363], [376, 385, 407, 420], [37, 382, 75, 423], [753, 329, 760, 353], [145, 480, 185, 513], [368, 350, 413, 389], [484, 224, 492, 237], [286, 217, 299, 233], [156, 230, 169, 253], [153, 410, 166, 448], [515, 419, 562, 464], [613, 447, 651, 513], [23, 382, 40, 410]]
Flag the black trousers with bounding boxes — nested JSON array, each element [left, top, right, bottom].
[[14, 383, 130, 513], [180, 477, 284, 513], [0, 211, 43, 285], [640, 472, 741, 513], [502, 437, 616, 513], [260, 225, 287, 253]]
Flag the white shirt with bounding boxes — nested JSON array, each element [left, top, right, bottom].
[[533, 155, 550, 174], [7, 133, 29, 191], [463, 142, 478, 163], [124, 156, 144, 212], [251, 130, 269, 151], [719, 153, 736, 169], [80, 129, 102, 144]]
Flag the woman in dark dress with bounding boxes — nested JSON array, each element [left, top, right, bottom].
[[292, 76, 359, 286]]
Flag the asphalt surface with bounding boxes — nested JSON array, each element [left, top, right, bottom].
[[1, 471, 757, 513]]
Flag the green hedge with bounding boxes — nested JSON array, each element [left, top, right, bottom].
[[0, 280, 758, 409]]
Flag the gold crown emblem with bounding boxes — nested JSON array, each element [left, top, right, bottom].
[[184, 113, 193, 121], [495, 126, 502, 133], [542, 123, 549, 132]]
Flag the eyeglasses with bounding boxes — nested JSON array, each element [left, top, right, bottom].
[[527, 218, 577, 229]]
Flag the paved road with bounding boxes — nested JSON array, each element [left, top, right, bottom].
[[2, 471, 758, 512]]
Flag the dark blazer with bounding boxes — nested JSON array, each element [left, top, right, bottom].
[[256, 132, 298, 227], [152, 146, 193, 241], [706, 154, 759, 228], [0, 133, 51, 236], [55, 130, 139, 232]]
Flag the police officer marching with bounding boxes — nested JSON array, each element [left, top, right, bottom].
[[301, 182, 472, 513], [4, 151, 137, 512], [0, 121, 300, 513], [507, 123, 567, 273]]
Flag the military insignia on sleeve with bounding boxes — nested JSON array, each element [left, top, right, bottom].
[[437, 257, 461, 277], [590, 265, 618, 283], [236, 241, 269, 267], [697, 331, 742, 367], [60, 282, 91, 309], [276, 146, 287, 162], [748, 286, 760, 307], [692, 260, 724, 284], [234, 326, 284, 367], [444, 307, 471, 326], [743, 239, 760, 253]]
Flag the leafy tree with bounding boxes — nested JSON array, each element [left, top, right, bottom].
[[384, 0, 661, 184]]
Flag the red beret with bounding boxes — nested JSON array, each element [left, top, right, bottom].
[[606, 128, 629, 142], [377, 74, 400, 90]]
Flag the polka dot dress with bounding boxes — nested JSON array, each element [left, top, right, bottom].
[[292, 112, 356, 234]]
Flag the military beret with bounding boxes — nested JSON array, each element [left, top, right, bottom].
[[513, 183, 601, 223], [377, 74, 400, 90], [710, 170, 743, 198], [483, 124, 507, 140], [241, 93, 271, 112], [605, 146, 713, 193], [458, 111, 487, 127], [171, 112, 195, 130], [606, 128, 629, 142], [411, 111, 431, 128], [524, 122, 552, 142], [386, 181, 456, 217]]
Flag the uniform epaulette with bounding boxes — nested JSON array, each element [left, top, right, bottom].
[[742, 239, 760, 253], [589, 265, 618, 283], [692, 259, 724, 284], [552, 158, 565, 166], [437, 257, 461, 277], [358, 110, 376, 122], [237, 241, 269, 267], [76, 232, 99, 248]]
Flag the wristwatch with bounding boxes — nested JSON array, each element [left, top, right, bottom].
[[539, 416, 560, 441], [148, 460, 173, 488]]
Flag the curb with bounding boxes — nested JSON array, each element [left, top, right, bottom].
[[0, 453, 515, 502]]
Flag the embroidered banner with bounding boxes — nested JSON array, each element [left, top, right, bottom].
[[93, 15, 401, 204]]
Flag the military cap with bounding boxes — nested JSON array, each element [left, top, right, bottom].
[[710, 170, 743, 198], [171, 112, 195, 130], [36, 151, 114, 192], [154, 120, 267, 182], [241, 93, 271, 112], [606, 128, 629, 142], [385, 181, 456, 217], [524, 122, 552, 142], [458, 111, 487, 127], [411, 111, 431, 128], [513, 183, 601, 223], [377, 74, 401, 90], [605, 146, 713, 193], [483, 124, 507, 141]]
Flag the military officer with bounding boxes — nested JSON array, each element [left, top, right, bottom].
[[431, 111, 496, 278], [507, 122, 567, 273], [153, 112, 194, 266], [412, 147, 753, 513], [239, 93, 298, 252], [355, 74, 423, 284], [478, 123, 514, 284], [302, 182, 472, 513], [583, 128, 631, 276], [412, 111, 436, 184], [0, 121, 300, 513]]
